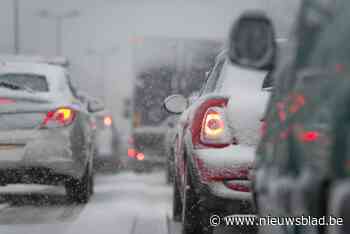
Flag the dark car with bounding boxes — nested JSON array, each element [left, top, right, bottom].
[[228, 2, 349, 234]]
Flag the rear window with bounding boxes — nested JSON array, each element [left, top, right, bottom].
[[0, 73, 49, 92]]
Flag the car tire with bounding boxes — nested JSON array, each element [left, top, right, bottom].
[[66, 165, 92, 204], [181, 162, 213, 234], [173, 175, 182, 222]]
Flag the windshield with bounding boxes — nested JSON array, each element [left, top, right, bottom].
[[0, 73, 48, 92]]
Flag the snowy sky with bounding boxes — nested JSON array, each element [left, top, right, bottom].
[[0, 0, 300, 129]]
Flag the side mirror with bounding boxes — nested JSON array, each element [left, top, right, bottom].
[[88, 99, 105, 113], [228, 11, 276, 70], [163, 95, 188, 114]]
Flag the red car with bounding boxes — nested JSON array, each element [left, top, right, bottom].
[[164, 51, 270, 234]]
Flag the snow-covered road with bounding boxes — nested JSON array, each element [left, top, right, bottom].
[[0, 171, 253, 234]]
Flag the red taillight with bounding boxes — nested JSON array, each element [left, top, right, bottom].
[[104, 116, 112, 126], [192, 98, 232, 149], [300, 131, 319, 142], [136, 152, 145, 161], [42, 107, 76, 128], [128, 148, 137, 158], [203, 110, 225, 137]]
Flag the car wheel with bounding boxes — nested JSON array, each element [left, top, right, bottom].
[[66, 165, 92, 204], [181, 162, 213, 234], [173, 175, 182, 222]]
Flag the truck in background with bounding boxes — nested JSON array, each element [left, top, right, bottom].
[[127, 36, 222, 172]]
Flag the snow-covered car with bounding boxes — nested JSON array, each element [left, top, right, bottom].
[[92, 111, 121, 170], [0, 61, 102, 203], [164, 50, 270, 233]]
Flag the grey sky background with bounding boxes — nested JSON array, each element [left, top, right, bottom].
[[0, 0, 300, 128]]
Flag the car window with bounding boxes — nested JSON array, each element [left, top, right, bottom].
[[0, 73, 48, 92]]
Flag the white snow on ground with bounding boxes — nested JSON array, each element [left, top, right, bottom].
[[0, 171, 256, 234], [0, 171, 172, 234]]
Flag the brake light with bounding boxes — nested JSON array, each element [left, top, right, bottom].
[[300, 131, 319, 142], [192, 98, 232, 149], [42, 107, 76, 128], [128, 148, 137, 158], [136, 152, 145, 161], [201, 107, 232, 145], [104, 116, 112, 126], [203, 110, 225, 137]]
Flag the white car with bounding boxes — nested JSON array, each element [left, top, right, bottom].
[[164, 51, 270, 234], [0, 61, 102, 203]]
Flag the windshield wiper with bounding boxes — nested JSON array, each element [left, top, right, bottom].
[[0, 81, 34, 93]]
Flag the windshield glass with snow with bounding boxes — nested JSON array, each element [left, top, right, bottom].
[[0, 73, 48, 92]]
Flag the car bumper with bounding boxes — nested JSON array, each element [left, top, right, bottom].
[[0, 128, 85, 181], [192, 144, 255, 201]]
